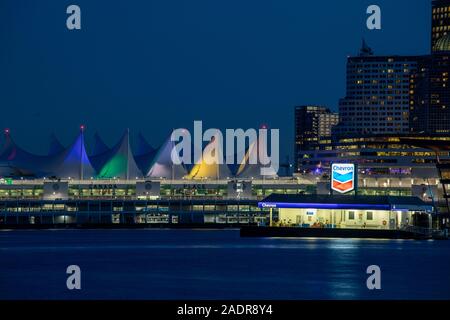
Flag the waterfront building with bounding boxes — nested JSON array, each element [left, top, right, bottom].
[[1, 128, 447, 228], [437, 162, 450, 225], [293, 134, 450, 204], [187, 137, 233, 180], [0, 126, 280, 182], [95, 130, 142, 180], [2, 129, 450, 206], [259, 194, 433, 231], [398, 137, 450, 226], [0, 178, 312, 201], [236, 131, 279, 179], [0, 127, 95, 179], [0, 197, 269, 226], [0, 179, 435, 229], [146, 134, 188, 179]]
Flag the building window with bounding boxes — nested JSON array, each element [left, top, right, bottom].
[[348, 211, 355, 220], [366, 211, 374, 220]]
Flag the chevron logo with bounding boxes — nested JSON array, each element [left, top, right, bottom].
[[331, 164, 355, 194]]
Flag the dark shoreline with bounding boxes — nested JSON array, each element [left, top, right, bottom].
[[0, 223, 247, 230]]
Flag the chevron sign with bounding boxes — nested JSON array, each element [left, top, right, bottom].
[[331, 164, 355, 194]]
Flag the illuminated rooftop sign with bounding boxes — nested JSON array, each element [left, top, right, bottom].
[[331, 163, 356, 194], [258, 202, 390, 210]]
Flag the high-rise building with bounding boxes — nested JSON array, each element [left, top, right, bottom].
[[429, 51, 450, 133], [411, 50, 450, 134], [317, 112, 339, 138], [410, 56, 432, 133], [432, 0, 450, 51], [335, 43, 418, 135], [410, 0, 450, 134], [294, 105, 338, 171]]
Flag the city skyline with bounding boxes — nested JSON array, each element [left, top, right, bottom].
[[0, 0, 431, 160]]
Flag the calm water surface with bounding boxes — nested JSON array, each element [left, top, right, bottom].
[[0, 229, 449, 300]]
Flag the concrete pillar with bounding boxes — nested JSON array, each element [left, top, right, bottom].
[[269, 208, 273, 227]]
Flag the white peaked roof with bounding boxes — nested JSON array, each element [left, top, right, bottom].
[[187, 136, 232, 180], [236, 135, 278, 179], [48, 130, 96, 180], [0, 131, 51, 177], [97, 130, 143, 179], [0, 135, 30, 177], [146, 135, 187, 179], [0, 128, 281, 180]]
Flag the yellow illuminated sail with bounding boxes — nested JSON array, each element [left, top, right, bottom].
[[187, 137, 231, 180]]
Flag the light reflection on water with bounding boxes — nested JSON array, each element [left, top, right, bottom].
[[0, 229, 449, 300]]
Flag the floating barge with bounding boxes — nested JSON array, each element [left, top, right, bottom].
[[240, 194, 441, 240]]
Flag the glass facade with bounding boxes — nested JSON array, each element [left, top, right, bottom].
[[336, 55, 417, 135], [0, 198, 271, 226], [432, 0, 450, 50]]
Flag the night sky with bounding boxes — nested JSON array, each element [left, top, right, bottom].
[[0, 0, 431, 160]]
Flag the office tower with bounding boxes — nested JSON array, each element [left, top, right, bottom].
[[411, 52, 450, 133], [411, 0, 450, 133], [336, 42, 418, 135], [432, 0, 450, 51], [294, 105, 339, 171]]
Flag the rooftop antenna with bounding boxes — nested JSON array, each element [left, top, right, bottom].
[[360, 38, 374, 56], [126, 128, 130, 181], [80, 125, 85, 181]]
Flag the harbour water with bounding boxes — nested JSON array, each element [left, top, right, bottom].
[[1, 229, 449, 300]]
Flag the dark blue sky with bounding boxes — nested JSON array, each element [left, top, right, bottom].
[[0, 0, 431, 159]]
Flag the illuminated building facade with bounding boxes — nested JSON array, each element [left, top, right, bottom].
[[259, 194, 433, 232], [335, 46, 418, 135], [294, 106, 338, 170], [410, 52, 450, 134], [0, 177, 438, 228], [294, 135, 450, 205], [411, 0, 450, 134], [427, 47, 450, 134], [432, 0, 450, 50], [0, 127, 275, 181]]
